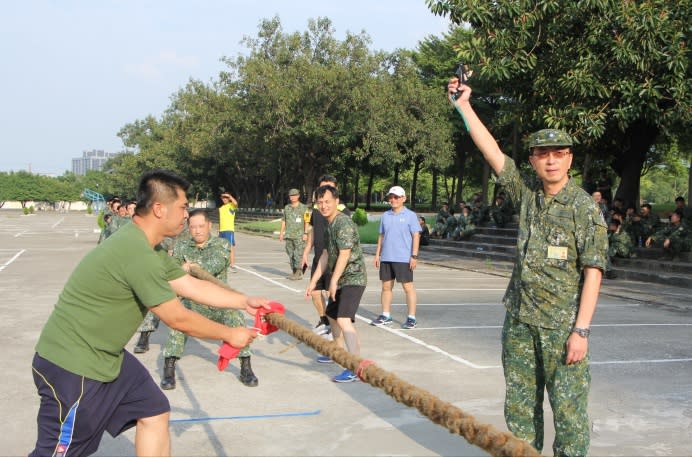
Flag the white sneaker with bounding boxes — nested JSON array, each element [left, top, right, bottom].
[[312, 321, 330, 335]]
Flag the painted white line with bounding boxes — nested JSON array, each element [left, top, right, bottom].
[[411, 323, 692, 331], [0, 249, 26, 272], [416, 288, 507, 291], [591, 358, 692, 365], [235, 266, 303, 293], [354, 314, 500, 369], [51, 217, 65, 229], [14, 230, 27, 238]]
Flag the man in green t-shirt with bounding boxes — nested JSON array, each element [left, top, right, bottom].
[[306, 185, 367, 383], [30, 170, 269, 457]]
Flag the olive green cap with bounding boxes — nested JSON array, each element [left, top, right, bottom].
[[288, 188, 300, 196], [528, 129, 573, 150]]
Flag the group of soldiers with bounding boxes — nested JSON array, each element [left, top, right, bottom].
[[97, 197, 136, 243], [431, 191, 515, 240], [601, 197, 692, 277]]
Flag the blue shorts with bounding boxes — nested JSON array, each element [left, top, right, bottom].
[[30, 351, 170, 457], [219, 230, 236, 246]]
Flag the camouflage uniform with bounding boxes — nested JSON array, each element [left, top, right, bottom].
[[650, 222, 690, 256], [433, 207, 450, 237], [631, 213, 661, 243], [498, 154, 608, 456], [326, 213, 367, 287], [452, 213, 476, 240], [162, 234, 250, 359], [606, 229, 635, 273], [282, 201, 308, 271], [443, 212, 458, 238], [491, 200, 514, 228]]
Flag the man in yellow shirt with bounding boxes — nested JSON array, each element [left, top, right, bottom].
[[219, 192, 238, 271]]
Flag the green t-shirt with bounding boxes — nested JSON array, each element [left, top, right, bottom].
[[35, 223, 185, 381]]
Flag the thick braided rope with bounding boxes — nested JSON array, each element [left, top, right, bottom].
[[189, 266, 539, 457]]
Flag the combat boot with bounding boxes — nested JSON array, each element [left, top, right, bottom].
[[239, 356, 259, 387], [286, 269, 298, 280], [160, 357, 178, 390], [133, 331, 151, 354]]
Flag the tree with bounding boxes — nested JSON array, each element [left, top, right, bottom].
[[427, 0, 692, 207]]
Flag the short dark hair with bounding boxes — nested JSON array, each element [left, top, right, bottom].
[[641, 203, 652, 211], [188, 208, 209, 221], [675, 196, 685, 203], [317, 174, 337, 186], [135, 169, 190, 216], [315, 185, 339, 200]]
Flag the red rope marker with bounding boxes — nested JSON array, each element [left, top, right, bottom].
[[218, 301, 286, 371], [356, 359, 376, 381]]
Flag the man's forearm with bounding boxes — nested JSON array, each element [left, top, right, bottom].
[[575, 266, 602, 329]]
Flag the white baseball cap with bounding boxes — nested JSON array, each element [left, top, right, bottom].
[[387, 186, 406, 197]]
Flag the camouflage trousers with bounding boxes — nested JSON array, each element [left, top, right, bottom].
[[502, 313, 590, 457], [137, 311, 160, 332], [284, 238, 306, 271], [163, 300, 251, 359]]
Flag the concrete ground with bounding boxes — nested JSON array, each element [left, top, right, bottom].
[[1, 210, 691, 456]]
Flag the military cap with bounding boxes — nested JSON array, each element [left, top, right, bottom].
[[528, 129, 573, 150], [288, 188, 300, 196]]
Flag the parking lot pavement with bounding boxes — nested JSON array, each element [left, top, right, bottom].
[[2, 211, 691, 456]]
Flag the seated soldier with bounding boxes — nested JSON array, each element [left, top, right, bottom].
[[605, 219, 636, 279], [431, 202, 450, 237], [443, 208, 458, 238], [452, 206, 476, 240], [490, 194, 513, 228], [645, 209, 690, 260]]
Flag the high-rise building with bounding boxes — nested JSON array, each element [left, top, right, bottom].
[[71, 149, 120, 175]]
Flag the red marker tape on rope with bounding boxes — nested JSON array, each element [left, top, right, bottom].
[[217, 301, 286, 371]]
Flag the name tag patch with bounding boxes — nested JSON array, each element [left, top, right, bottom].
[[547, 245, 568, 260]]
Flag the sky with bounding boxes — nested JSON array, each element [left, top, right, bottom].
[[0, 1, 451, 176]]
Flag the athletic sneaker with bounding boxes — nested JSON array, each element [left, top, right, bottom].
[[312, 321, 331, 336], [401, 317, 417, 329], [316, 355, 333, 364], [370, 315, 393, 326], [230, 265, 238, 273], [332, 369, 358, 383]]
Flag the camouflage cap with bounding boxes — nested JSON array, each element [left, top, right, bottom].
[[288, 188, 300, 196], [528, 129, 573, 150]]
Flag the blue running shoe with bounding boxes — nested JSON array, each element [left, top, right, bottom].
[[316, 355, 333, 364], [370, 314, 393, 326], [332, 369, 358, 383], [401, 317, 417, 329]]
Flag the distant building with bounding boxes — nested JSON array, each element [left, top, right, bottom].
[[71, 149, 120, 175]]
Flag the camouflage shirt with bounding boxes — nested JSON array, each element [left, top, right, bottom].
[[326, 212, 367, 287], [497, 155, 608, 329], [608, 230, 635, 258], [283, 202, 308, 239], [172, 235, 231, 306]]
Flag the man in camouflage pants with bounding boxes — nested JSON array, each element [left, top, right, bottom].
[[450, 80, 608, 456], [160, 209, 258, 389], [605, 219, 635, 279], [645, 209, 691, 259], [280, 188, 308, 280]]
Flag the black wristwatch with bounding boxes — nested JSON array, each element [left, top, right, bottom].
[[411, 254, 418, 259], [572, 327, 591, 338]]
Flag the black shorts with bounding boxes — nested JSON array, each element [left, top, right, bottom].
[[379, 261, 414, 283], [326, 285, 365, 322], [310, 254, 331, 290], [30, 351, 170, 457]]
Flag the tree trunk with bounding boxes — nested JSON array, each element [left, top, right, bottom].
[[365, 171, 374, 210], [432, 170, 438, 209], [613, 121, 660, 209], [411, 159, 421, 211]]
